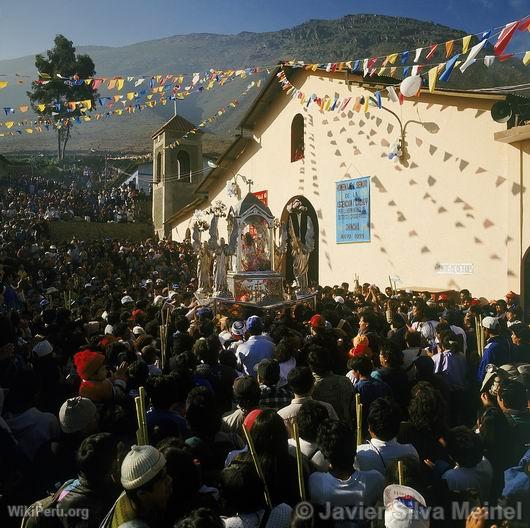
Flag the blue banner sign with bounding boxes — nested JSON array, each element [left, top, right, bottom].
[[336, 177, 370, 244]]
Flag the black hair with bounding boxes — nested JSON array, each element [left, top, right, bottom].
[[511, 324, 530, 343], [316, 419, 355, 471], [307, 345, 332, 376], [379, 342, 404, 368], [220, 462, 265, 514], [257, 359, 280, 386], [128, 359, 150, 389], [368, 397, 402, 441], [233, 376, 260, 410], [175, 508, 224, 528], [408, 382, 447, 433], [146, 374, 178, 410], [249, 409, 289, 458], [405, 330, 422, 348], [347, 355, 372, 377], [186, 386, 221, 440], [219, 349, 237, 369], [158, 438, 201, 497], [113, 322, 130, 340], [192, 337, 219, 365], [274, 337, 294, 363], [359, 311, 376, 330], [76, 433, 119, 485], [446, 426, 483, 468], [498, 378, 528, 411], [297, 400, 329, 443], [174, 315, 190, 333], [288, 366, 315, 396]]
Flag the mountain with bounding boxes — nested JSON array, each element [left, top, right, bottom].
[[0, 14, 527, 155]]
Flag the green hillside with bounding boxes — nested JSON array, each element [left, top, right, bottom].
[[0, 14, 527, 155]]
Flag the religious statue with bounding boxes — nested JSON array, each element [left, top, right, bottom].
[[274, 220, 288, 273], [192, 224, 212, 292], [289, 215, 315, 292], [208, 215, 236, 296]]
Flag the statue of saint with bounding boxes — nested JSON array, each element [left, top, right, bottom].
[[213, 237, 230, 295], [289, 215, 315, 293], [196, 241, 212, 292]]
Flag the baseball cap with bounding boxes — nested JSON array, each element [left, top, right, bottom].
[[231, 320, 246, 336], [333, 295, 345, 304], [383, 485, 429, 528], [481, 316, 499, 330], [121, 295, 134, 305]]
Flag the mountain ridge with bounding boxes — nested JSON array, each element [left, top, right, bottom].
[[0, 13, 526, 155]]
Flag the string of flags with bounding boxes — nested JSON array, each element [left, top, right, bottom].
[[163, 80, 261, 150], [0, 79, 260, 139]]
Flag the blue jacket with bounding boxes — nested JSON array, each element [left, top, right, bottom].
[[477, 336, 512, 381]]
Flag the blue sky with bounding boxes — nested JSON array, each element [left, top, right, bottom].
[[0, 0, 527, 60]]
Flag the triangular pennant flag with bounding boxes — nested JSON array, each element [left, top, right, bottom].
[[414, 48, 423, 63], [460, 39, 487, 73], [445, 40, 454, 58], [425, 44, 438, 60], [5, 121, 14, 128], [390, 67, 397, 77], [353, 97, 361, 112], [25, 128, 33, 134], [439, 54, 460, 82], [36, 103, 46, 112], [494, 21, 518, 56], [523, 51, 530, 66], [388, 53, 398, 64], [403, 66, 411, 77], [428, 66, 438, 92], [107, 79, 116, 90], [116, 79, 124, 91], [484, 55, 495, 67], [19, 105, 29, 113], [387, 86, 399, 103], [0, 81, 8, 89], [401, 51, 409, 64], [363, 96, 370, 113], [374, 91, 382, 108], [92, 79, 103, 90], [126, 92, 135, 100], [518, 17, 530, 32], [135, 78, 145, 87], [462, 35, 472, 54]]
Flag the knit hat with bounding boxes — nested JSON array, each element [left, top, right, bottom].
[[309, 314, 325, 329], [482, 316, 499, 330], [120, 445, 166, 490], [59, 397, 97, 434], [246, 315, 263, 333], [243, 409, 263, 432], [121, 295, 134, 305], [74, 350, 106, 380], [32, 339, 53, 358], [132, 326, 145, 336]]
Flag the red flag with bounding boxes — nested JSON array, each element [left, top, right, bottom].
[[426, 44, 438, 60], [494, 21, 518, 56]]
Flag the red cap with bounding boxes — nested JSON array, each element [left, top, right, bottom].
[[470, 298, 480, 306], [74, 350, 105, 380], [243, 409, 263, 432], [438, 293, 448, 301], [309, 314, 325, 329]]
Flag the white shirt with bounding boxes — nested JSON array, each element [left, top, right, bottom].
[[278, 396, 339, 438], [309, 469, 384, 508], [411, 320, 438, 344], [354, 437, 419, 475], [288, 437, 329, 472], [442, 457, 493, 502]]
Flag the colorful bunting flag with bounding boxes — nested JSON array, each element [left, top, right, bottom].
[[494, 21, 518, 56], [462, 35, 472, 54]]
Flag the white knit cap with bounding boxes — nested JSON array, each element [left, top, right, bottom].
[[59, 397, 97, 434], [32, 339, 53, 358], [132, 326, 145, 336], [121, 445, 166, 490]]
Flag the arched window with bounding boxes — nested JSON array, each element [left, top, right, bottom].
[[177, 151, 191, 182], [155, 152, 162, 183], [291, 114, 304, 162]]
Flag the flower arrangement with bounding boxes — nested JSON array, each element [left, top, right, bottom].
[[205, 200, 227, 218]]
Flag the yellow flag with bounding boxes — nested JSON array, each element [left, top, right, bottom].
[[83, 100, 92, 109], [5, 121, 14, 129], [127, 92, 135, 100], [445, 40, 454, 58], [462, 35, 472, 54], [428, 66, 438, 92], [112, 95, 121, 102], [390, 67, 397, 77], [0, 81, 8, 89], [108, 79, 116, 90], [19, 105, 28, 113], [83, 116, 91, 122], [116, 79, 124, 91], [363, 96, 370, 113], [85, 79, 92, 85], [37, 104, 46, 112], [523, 51, 530, 66], [25, 128, 33, 134], [388, 53, 398, 64], [378, 67, 387, 76], [311, 63, 319, 71], [115, 109, 123, 115]]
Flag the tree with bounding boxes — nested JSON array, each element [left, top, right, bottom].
[[28, 35, 99, 160]]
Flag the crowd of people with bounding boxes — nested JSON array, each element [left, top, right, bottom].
[[0, 175, 529, 528], [0, 174, 146, 225]]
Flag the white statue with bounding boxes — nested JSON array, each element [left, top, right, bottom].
[[213, 238, 230, 295], [193, 224, 212, 292]]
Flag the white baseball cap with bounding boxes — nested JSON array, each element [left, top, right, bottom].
[[383, 485, 429, 528]]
